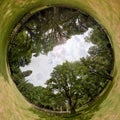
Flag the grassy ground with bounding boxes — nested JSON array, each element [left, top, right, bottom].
[[0, 0, 120, 120]]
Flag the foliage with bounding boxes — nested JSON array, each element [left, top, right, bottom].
[[45, 18, 113, 114], [8, 7, 113, 115]]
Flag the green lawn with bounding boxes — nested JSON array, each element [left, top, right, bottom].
[[0, 0, 120, 120]]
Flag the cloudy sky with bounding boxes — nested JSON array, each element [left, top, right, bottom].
[[20, 28, 93, 87]]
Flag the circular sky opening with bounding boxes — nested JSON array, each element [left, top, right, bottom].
[[8, 7, 114, 114]]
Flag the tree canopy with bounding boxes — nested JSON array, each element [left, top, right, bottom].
[[8, 7, 114, 114]]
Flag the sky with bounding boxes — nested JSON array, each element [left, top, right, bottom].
[[20, 28, 94, 87]]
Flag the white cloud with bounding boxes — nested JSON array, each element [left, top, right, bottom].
[[20, 28, 93, 87]]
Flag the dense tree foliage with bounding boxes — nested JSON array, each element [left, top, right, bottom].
[[8, 7, 113, 114], [46, 61, 88, 113], [8, 7, 96, 74], [45, 24, 113, 114]]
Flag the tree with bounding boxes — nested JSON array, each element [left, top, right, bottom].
[[46, 50, 113, 114], [8, 6, 114, 114], [46, 61, 88, 113]]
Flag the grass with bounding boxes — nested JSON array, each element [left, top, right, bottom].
[[0, 0, 120, 120]]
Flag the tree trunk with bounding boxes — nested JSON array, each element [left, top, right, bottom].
[[70, 106, 76, 114], [68, 97, 76, 114]]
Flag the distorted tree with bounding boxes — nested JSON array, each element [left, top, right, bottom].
[[8, 6, 113, 114], [46, 61, 88, 114], [46, 43, 113, 114]]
